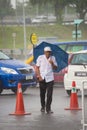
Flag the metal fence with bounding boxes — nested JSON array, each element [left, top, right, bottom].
[[81, 81, 87, 130]]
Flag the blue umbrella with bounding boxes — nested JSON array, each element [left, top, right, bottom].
[[33, 42, 68, 72]]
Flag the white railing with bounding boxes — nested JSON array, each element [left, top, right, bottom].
[[81, 81, 87, 130]]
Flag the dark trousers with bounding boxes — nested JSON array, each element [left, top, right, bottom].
[[39, 79, 54, 111]]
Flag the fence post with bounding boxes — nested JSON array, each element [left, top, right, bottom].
[[81, 81, 87, 130]]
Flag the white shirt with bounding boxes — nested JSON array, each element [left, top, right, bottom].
[[36, 55, 57, 82]]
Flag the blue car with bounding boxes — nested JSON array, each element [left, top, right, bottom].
[[0, 51, 37, 94]]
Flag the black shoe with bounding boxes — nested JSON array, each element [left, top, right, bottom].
[[46, 110, 53, 114], [41, 107, 45, 112]]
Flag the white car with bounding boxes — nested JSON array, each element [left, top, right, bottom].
[[31, 16, 47, 24], [64, 50, 87, 95]]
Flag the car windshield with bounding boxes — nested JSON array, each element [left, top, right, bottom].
[[71, 53, 87, 65], [0, 51, 10, 60]]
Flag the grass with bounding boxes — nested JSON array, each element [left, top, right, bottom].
[[0, 23, 87, 49]]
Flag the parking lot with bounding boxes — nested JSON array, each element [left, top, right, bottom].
[[0, 86, 85, 130]]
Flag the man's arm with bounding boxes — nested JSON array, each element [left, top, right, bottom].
[[49, 60, 57, 70], [36, 66, 43, 81], [36, 56, 43, 81], [49, 56, 58, 70]]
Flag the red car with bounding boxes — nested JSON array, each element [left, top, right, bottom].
[[54, 68, 66, 83], [54, 54, 72, 84]]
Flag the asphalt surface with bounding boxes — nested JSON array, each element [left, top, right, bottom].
[[0, 86, 85, 130]]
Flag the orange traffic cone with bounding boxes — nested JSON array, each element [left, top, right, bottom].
[[65, 81, 81, 110], [10, 83, 31, 115]]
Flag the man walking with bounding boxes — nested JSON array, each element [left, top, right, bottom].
[[36, 46, 57, 114]]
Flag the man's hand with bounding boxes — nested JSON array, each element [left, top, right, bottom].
[[37, 75, 43, 81], [36, 66, 43, 81], [49, 59, 57, 70], [49, 59, 54, 66]]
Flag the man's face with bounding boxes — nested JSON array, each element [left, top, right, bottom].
[[44, 51, 51, 58]]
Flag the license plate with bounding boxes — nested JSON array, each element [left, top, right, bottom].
[[26, 75, 33, 80], [75, 72, 87, 77]]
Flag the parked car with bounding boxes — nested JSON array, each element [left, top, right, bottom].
[[31, 15, 56, 24], [47, 15, 56, 23], [31, 15, 48, 24], [54, 68, 67, 84], [0, 51, 37, 94], [19, 17, 31, 24], [53, 41, 87, 84], [64, 50, 87, 96]]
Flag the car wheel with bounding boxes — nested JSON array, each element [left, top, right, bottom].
[[0, 80, 3, 94], [22, 87, 28, 93], [11, 86, 28, 94]]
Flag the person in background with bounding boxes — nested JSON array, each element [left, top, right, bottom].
[[36, 46, 58, 114]]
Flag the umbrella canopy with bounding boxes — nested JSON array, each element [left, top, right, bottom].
[[33, 42, 68, 72]]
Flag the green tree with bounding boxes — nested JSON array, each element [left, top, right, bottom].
[[51, 0, 70, 23], [70, 0, 87, 20], [18, 1, 34, 17], [16, 1, 23, 16], [0, 0, 14, 20], [0, 0, 14, 47], [29, 0, 47, 16], [29, 0, 70, 23]]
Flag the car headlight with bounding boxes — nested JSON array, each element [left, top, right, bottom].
[[1, 67, 18, 74]]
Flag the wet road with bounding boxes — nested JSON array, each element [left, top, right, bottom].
[[0, 87, 84, 130]]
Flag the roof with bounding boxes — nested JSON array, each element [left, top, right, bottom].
[[70, 50, 87, 54], [54, 41, 87, 45]]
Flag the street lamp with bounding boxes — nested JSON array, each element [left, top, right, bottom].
[[23, 0, 27, 59]]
